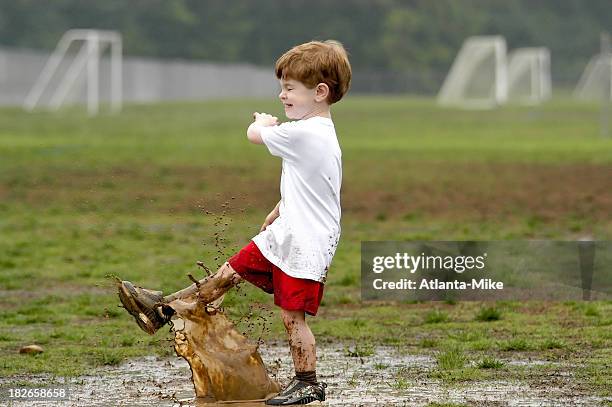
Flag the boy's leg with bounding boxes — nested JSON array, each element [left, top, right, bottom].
[[265, 309, 326, 405], [164, 262, 242, 303], [162, 262, 242, 316], [118, 262, 242, 334], [281, 309, 316, 375]]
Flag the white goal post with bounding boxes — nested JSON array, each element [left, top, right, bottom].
[[507, 47, 552, 104], [574, 53, 612, 101], [23, 29, 122, 115], [437, 36, 508, 109]]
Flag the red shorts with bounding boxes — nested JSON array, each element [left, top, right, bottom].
[[228, 241, 324, 316]]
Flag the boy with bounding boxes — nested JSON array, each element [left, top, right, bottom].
[[118, 40, 351, 406]]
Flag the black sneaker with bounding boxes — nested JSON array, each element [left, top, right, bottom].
[[265, 378, 326, 405]]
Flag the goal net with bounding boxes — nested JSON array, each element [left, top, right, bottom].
[[23, 29, 122, 115], [574, 53, 612, 101], [437, 36, 508, 109], [507, 48, 552, 104]]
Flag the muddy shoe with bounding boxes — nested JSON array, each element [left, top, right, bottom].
[[117, 281, 170, 335], [265, 379, 326, 405]]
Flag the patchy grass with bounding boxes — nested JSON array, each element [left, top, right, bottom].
[[419, 338, 438, 348], [424, 309, 449, 324], [0, 98, 611, 400], [477, 356, 505, 369], [374, 362, 389, 370], [499, 338, 532, 351], [389, 366, 413, 390], [344, 343, 375, 358], [429, 366, 483, 382], [475, 306, 502, 321], [539, 338, 566, 350], [584, 304, 601, 317], [436, 347, 467, 370]]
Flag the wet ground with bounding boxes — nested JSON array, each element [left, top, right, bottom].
[[1, 343, 607, 407]]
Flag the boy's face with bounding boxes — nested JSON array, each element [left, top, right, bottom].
[[278, 78, 320, 120]]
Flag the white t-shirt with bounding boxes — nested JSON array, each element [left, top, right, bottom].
[[252, 116, 341, 283]]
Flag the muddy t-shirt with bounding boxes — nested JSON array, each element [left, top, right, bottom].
[[252, 116, 341, 283]]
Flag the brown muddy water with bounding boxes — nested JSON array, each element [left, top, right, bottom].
[[1, 343, 607, 407]]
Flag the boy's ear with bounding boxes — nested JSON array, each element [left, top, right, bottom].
[[315, 83, 330, 102]]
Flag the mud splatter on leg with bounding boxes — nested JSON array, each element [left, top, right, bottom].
[[281, 309, 316, 373]]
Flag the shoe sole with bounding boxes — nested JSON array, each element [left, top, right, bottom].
[[266, 395, 324, 405], [281, 396, 321, 405], [118, 281, 158, 335]]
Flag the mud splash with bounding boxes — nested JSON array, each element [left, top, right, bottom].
[[170, 304, 279, 402], [2, 344, 607, 406]]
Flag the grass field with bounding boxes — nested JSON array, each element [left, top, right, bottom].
[[0, 97, 611, 400]]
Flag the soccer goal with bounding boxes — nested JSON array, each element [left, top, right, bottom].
[[437, 36, 508, 109], [23, 29, 122, 115], [507, 48, 552, 104], [574, 53, 612, 101]]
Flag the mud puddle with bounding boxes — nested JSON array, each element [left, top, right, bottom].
[[1, 344, 606, 406]]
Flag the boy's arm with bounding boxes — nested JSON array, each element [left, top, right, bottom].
[[247, 112, 278, 145], [260, 200, 281, 232]]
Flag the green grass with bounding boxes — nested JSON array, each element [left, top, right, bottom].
[[499, 338, 532, 351], [430, 346, 485, 382], [584, 304, 601, 317], [419, 338, 438, 348], [424, 309, 449, 324], [389, 366, 413, 390], [475, 306, 502, 321], [374, 362, 389, 370], [539, 338, 566, 350], [437, 347, 467, 370], [0, 97, 611, 398], [477, 356, 505, 369], [344, 343, 375, 357]]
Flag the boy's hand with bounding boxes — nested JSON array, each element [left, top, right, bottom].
[[260, 201, 281, 232], [246, 113, 277, 144], [253, 112, 278, 127], [260, 211, 278, 232]]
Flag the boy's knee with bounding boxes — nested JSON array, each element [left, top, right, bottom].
[[219, 262, 242, 284], [281, 309, 305, 330]]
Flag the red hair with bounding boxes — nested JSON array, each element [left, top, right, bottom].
[[275, 40, 352, 104]]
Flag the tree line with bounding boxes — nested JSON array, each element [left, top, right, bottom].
[[1, 0, 610, 89]]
